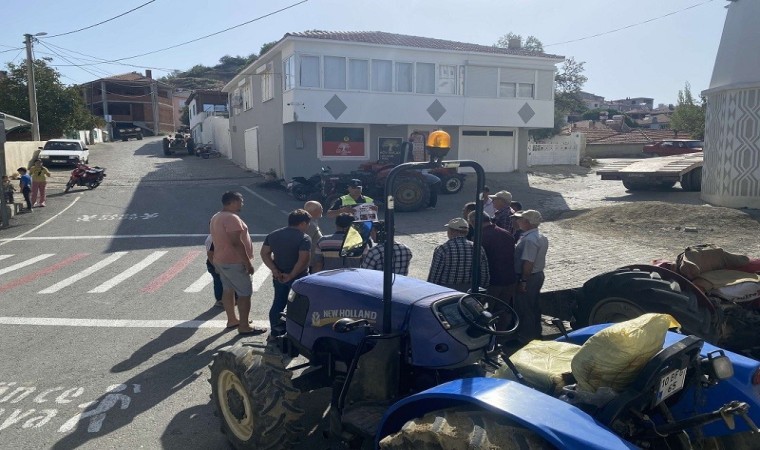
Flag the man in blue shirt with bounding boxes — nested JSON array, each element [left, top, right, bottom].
[[17, 167, 32, 212]]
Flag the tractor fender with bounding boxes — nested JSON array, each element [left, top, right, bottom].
[[376, 377, 637, 450]]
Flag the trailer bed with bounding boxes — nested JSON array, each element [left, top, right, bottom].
[[596, 153, 703, 182]]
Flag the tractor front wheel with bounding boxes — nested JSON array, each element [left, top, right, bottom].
[[439, 175, 464, 195], [209, 343, 305, 449]]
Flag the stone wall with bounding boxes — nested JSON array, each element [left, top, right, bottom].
[[702, 87, 760, 208]]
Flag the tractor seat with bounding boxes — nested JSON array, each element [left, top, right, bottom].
[[497, 340, 580, 395]]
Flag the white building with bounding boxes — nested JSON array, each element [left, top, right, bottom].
[[223, 31, 563, 178], [702, 0, 760, 208]]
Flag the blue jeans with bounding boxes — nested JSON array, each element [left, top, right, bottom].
[[270, 279, 293, 333], [206, 260, 223, 302]]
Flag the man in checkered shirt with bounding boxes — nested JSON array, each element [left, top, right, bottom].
[[360, 224, 413, 275], [428, 217, 490, 292]]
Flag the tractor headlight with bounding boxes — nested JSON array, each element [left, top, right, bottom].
[[118, 129, 125, 132], [702, 351, 734, 381]]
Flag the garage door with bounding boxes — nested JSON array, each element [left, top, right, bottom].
[[459, 129, 516, 172]]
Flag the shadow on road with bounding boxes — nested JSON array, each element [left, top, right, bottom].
[[50, 308, 240, 449]]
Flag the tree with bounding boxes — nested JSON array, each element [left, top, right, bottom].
[[0, 58, 102, 139], [495, 33, 544, 52], [670, 82, 705, 140], [259, 41, 278, 57], [179, 106, 189, 126]]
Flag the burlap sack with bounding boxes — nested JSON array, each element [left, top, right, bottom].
[[676, 244, 749, 280]]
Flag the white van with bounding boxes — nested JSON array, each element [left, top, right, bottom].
[[38, 139, 90, 166]]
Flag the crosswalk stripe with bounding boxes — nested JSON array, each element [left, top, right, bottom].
[[252, 264, 272, 292], [88, 251, 168, 293], [142, 250, 203, 293], [0, 253, 90, 294], [0, 255, 13, 262], [39, 252, 128, 294], [184, 272, 213, 293], [0, 254, 55, 276], [0, 316, 271, 329]]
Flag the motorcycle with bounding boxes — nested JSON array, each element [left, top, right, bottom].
[[287, 173, 322, 201], [64, 163, 106, 193]]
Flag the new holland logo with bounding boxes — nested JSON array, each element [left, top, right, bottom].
[[311, 309, 378, 327]]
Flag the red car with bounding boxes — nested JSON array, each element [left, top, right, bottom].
[[643, 139, 703, 157]]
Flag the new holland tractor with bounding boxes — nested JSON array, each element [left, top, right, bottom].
[[209, 131, 759, 449]]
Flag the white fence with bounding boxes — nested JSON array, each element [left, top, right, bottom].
[[199, 116, 232, 158], [528, 133, 582, 166]]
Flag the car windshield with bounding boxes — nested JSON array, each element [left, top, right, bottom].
[[44, 141, 81, 151], [686, 141, 703, 148]]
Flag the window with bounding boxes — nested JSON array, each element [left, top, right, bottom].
[[499, 82, 516, 98], [283, 55, 295, 91], [462, 130, 487, 136], [371, 59, 392, 92], [416, 63, 435, 94], [262, 70, 273, 102], [300, 55, 320, 88], [324, 56, 346, 90], [395, 62, 413, 92], [242, 81, 252, 110], [437, 64, 457, 94], [319, 125, 368, 159], [349, 59, 368, 90], [518, 83, 534, 98], [490, 131, 514, 137]]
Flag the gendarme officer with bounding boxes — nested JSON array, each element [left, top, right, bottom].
[[326, 179, 377, 219]]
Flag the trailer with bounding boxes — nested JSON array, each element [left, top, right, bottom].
[[596, 152, 703, 191]]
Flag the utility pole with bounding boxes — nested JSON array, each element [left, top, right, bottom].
[[150, 80, 159, 136], [24, 33, 41, 141]]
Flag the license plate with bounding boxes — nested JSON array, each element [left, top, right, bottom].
[[656, 368, 687, 405], [54, 160, 66, 163]]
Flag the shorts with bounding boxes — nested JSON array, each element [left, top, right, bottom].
[[215, 263, 253, 297]]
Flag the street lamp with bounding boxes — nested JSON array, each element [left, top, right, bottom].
[[24, 32, 47, 142]]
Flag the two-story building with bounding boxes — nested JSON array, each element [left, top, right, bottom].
[[186, 90, 229, 143], [223, 31, 564, 178]]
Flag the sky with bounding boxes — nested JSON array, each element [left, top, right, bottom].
[[0, 0, 729, 107]]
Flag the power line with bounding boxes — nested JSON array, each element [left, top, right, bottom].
[[42, 0, 158, 39], [0, 47, 24, 54], [51, 0, 308, 67], [36, 41, 113, 80], [43, 41, 179, 72], [545, 0, 719, 47]]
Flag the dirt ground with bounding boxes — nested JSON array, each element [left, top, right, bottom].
[[555, 201, 760, 258]]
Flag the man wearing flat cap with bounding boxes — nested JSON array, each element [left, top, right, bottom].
[[512, 209, 549, 345], [490, 190, 515, 235], [428, 217, 490, 292], [327, 178, 378, 220]]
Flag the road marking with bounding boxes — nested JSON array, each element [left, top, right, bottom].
[[184, 272, 213, 293], [0, 254, 56, 276], [0, 255, 13, 261], [0, 196, 81, 247], [252, 264, 271, 292], [141, 250, 202, 293], [0, 253, 89, 294], [88, 251, 167, 293], [39, 252, 128, 294], [0, 316, 270, 329], [241, 185, 277, 207], [0, 234, 267, 242]]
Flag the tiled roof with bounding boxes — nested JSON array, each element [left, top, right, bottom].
[[580, 128, 692, 145], [285, 31, 564, 59], [103, 72, 147, 82]]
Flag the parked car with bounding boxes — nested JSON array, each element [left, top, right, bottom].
[[116, 124, 143, 141], [643, 139, 703, 157], [38, 139, 89, 166]]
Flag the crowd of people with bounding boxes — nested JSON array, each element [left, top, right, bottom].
[[205, 181, 548, 347]]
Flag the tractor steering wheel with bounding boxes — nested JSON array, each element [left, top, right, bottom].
[[457, 292, 519, 336]]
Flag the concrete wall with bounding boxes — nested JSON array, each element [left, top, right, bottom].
[[3, 141, 44, 176]]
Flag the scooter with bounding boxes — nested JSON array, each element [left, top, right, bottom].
[[287, 166, 333, 201], [64, 163, 106, 193]]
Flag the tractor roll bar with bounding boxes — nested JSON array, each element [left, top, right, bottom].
[[382, 160, 486, 334]]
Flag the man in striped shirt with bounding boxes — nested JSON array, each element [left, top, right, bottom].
[[360, 223, 413, 276], [428, 217, 490, 292]]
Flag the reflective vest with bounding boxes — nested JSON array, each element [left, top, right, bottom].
[[340, 194, 373, 206]]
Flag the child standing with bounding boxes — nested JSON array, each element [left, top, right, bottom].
[[2, 175, 15, 205], [30, 159, 51, 207], [17, 168, 32, 212]]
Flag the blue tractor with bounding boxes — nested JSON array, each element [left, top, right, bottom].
[[209, 133, 759, 449]]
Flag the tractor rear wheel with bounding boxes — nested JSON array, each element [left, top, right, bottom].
[[393, 177, 430, 212], [588, 297, 646, 325], [162, 137, 170, 155], [379, 407, 552, 449], [209, 343, 305, 449], [187, 138, 195, 155], [681, 167, 702, 192]]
